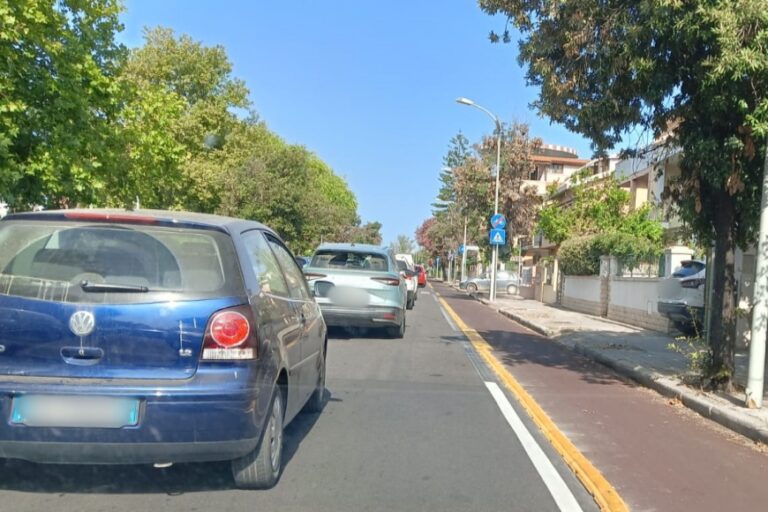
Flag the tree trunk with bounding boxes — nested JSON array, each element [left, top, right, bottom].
[[707, 192, 738, 391]]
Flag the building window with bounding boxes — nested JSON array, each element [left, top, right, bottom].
[[548, 164, 564, 174]]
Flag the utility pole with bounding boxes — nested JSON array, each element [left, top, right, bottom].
[[745, 150, 768, 408]]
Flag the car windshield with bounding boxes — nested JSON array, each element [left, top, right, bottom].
[[310, 250, 389, 271], [0, 221, 243, 303], [672, 261, 705, 278]]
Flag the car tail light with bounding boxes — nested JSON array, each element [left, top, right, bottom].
[[681, 278, 705, 289], [202, 306, 257, 360], [304, 272, 327, 281], [371, 277, 400, 286]]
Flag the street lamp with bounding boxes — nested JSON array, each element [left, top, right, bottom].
[[456, 97, 503, 302]]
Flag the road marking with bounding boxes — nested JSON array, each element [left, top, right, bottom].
[[431, 293, 439, 302], [439, 305, 458, 331], [485, 381, 584, 512], [435, 291, 628, 512]]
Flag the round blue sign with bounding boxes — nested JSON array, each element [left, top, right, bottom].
[[490, 213, 507, 229]]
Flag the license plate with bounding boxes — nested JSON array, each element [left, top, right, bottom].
[[330, 287, 368, 306], [11, 395, 140, 428]]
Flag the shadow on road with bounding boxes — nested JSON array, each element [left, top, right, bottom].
[[477, 328, 640, 387], [0, 392, 336, 495]]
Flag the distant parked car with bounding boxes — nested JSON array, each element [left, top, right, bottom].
[[415, 264, 427, 287], [658, 260, 706, 334], [460, 270, 519, 295], [304, 243, 408, 337], [0, 209, 327, 489], [294, 255, 311, 268], [395, 254, 419, 309]]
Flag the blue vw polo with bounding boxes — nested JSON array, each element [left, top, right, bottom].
[[0, 209, 327, 489]]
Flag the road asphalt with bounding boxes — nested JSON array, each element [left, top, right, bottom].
[[0, 285, 598, 512]]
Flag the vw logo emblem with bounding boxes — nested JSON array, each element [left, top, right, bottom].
[[69, 311, 95, 337]]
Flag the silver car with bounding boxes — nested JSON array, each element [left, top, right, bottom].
[[460, 270, 520, 295], [304, 243, 408, 337]]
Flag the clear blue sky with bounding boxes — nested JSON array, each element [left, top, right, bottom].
[[120, 1, 594, 246]]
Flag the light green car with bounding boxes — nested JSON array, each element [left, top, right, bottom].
[[304, 243, 409, 337]]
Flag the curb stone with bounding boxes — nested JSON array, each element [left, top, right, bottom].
[[467, 293, 768, 446]]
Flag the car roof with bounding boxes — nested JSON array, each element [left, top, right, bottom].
[[313, 242, 388, 254], [2, 208, 278, 237]]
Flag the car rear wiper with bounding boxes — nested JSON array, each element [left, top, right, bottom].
[[80, 281, 150, 293]]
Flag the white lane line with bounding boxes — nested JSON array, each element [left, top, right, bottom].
[[484, 381, 584, 512], [431, 293, 438, 302], [439, 306, 458, 331]]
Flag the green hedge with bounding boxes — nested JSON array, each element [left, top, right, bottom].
[[558, 235, 603, 275], [558, 232, 663, 276]]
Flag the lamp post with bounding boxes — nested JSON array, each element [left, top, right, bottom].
[[456, 97, 502, 302]]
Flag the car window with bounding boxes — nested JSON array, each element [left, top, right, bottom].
[[266, 235, 312, 301], [241, 230, 289, 298], [0, 220, 243, 304], [672, 261, 705, 278], [311, 250, 389, 271]]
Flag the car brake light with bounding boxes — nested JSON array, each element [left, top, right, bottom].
[[304, 272, 327, 281], [63, 211, 158, 224], [202, 307, 257, 360], [681, 278, 705, 289], [371, 277, 400, 286]]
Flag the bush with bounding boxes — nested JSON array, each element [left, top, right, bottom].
[[558, 235, 602, 275], [558, 232, 664, 276]]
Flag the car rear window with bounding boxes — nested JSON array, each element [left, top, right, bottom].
[[311, 250, 389, 271], [0, 221, 244, 304]]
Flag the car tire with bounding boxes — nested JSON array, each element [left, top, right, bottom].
[[406, 297, 415, 310], [466, 283, 477, 294], [387, 311, 405, 340], [231, 388, 285, 489], [303, 345, 327, 414], [506, 284, 518, 295], [387, 312, 406, 338]]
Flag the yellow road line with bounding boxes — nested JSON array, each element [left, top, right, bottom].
[[436, 293, 629, 512]]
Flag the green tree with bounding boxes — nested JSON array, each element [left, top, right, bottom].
[[480, 0, 768, 390], [433, 132, 471, 212], [120, 26, 253, 212], [389, 235, 415, 254], [0, 0, 126, 208]]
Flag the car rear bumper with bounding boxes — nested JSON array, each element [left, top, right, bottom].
[[319, 305, 403, 328], [0, 367, 273, 465], [0, 438, 258, 465]]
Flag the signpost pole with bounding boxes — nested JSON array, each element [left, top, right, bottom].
[[461, 216, 468, 283]]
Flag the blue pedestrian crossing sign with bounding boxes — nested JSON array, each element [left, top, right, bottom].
[[489, 228, 506, 246], [490, 213, 507, 229]]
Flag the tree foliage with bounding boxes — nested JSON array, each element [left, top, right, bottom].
[[420, 123, 543, 273], [0, 0, 126, 207], [389, 234, 415, 255], [479, 0, 768, 389], [0, 9, 372, 257], [538, 172, 664, 255]]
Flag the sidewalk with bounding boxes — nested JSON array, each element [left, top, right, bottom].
[[457, 285, 768, 445]]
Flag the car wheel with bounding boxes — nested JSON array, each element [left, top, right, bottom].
[[674, 321, 698, 337], [231, 388, 284, 489], [467, 283, 477, 294], [506, 284, 518, 295], [303, 345, 327, 414], [406, 297, 414, 310], [387, 312, 406, 338]]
